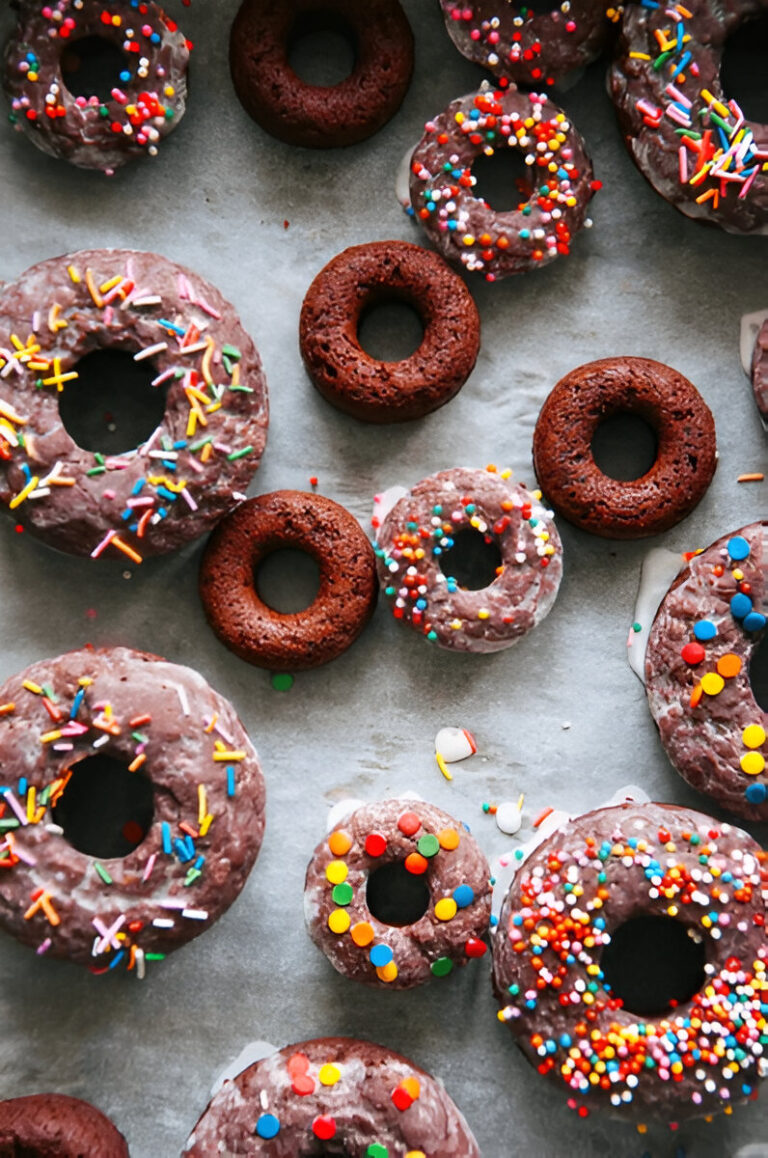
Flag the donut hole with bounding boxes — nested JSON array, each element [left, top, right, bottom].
[[600, 915, 706, 1016], [58, 348, 167, 455], [590, 412, 658, 481], [366, 861, 430, 926], [288, 12, 356, 88], [471, 147, 535, 211], [748, 630, 768, 711], [721, 14, 768, 123], [51, 754, 154, 859], [60, 35, 130, 103], [357, 296, 425, 362], [255, 548, 321, 613], [439, 527, 503, 591]]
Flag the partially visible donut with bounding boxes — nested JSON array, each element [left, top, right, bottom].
[[229, 0, 414, 148], [0, 1093, 129, 1157], [373, 466, 563, 652], [751, 317, 768, 422], [304, 798, 491, 988], [0, 645, 266, 974], [0, 248, 268, 562], [532, 356, 717, 539], [645, 522, 768, 820], [299, 240, 481, 423], [492, 800, 768, 1120], [183, 1037, 481, 1155], [4, 0, 190, 173], [408, 86, 599, 280]]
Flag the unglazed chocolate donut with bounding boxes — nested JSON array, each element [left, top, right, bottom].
[[304, 799, 491, 989], [0, 645, 265, 975], [492, 801, 768, 1120], [183, 1037, 481, 1156], [199, 490, 378, 670], [440, 0, 617, 89], [610, 0, 768, 233], [0, 248, 268, 562], [299, 240, 481, 423], [752, 317, 768, 421], [0, 1093, 128, 1157], [373, 466, 563, 652], [408, 86, 599, 280], [646, 522, 768, 821], [532, 357, 717, 538], [229, 0, 413, 148], [4, 0, 190, 173]]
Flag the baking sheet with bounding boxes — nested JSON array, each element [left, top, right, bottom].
[[0, 2, 767, 1155]]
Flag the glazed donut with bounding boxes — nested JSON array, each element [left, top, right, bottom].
[[439, 0, 617, 89], [0, 248, 268, 562], [407, 86, 600, 280], [184, 1037, 481, 1155], [492, 800, 768, 1120], [199, 490, 378, 670], [373, 466, 563, 653], [304, 798, 491, 989], [751, 317, 768, 421], [0, 645, 266, 974], [229, 0, 413, 148], [299, 240, 481, 423], [610, 0, 768, 233], [4, 0, 190, 173], [0, 1093, 128, 1157], [532, 356, 717, 539], [645, 522, 768, 821]]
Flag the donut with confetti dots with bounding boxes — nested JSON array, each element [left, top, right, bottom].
[[492, 800, 768, 1120], [4, 0, 190, 173], [645, 522, 768, 821], [0, 1093, 128, 1157], [610, 0, 768, 233], [373, 466, 563, 653], [407, 86, 599, 280], [184, 1037, 481, 1155], [751, 318, 768, 421], [0, 645, 266, 974], [304, 799, 491, 989], [0, 248, 268, 562]]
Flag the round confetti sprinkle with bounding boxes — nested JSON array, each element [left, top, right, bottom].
[[742, 725, 766, 749], [438, 827, 460, 850], [465, 936, 487, 958], [332, 882, 354, 906], [431, 956, 454, 976], [453, 884, 475, 908], [370, 943, 394, 967], [740, 751, 765, 775], [693, 619, 717, 641], [745, 783, 768, 804], [700, 672, 725, 696], [376, 960, 398, 982], [397, 811, 421, 836], [328, 909, 351, 934], [312, 1116, 336, 1141], [328, 829, 353, 856], [716, 653, 742, 678], [255, 1113, 280, 1139], [325, 860, 348, 885], [743, 611, 767, 632], [271, 672, 294, 691], [366, 1146, 389, 1158], [365, 832, 387, 857], [434, 897, 458, 921], [404, 852, 429, 875], [351, 921, 375, 946], [731, 593, 753, 619], [417, 833, 440, 858], [318, 1064, 341, 1086], [728, 535, 750, 560], [681, 641, 705, 665]]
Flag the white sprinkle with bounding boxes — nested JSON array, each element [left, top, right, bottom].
[[134, 342, 167, 361], [182, 909, 208, 921], [152, 918, 175, 929]]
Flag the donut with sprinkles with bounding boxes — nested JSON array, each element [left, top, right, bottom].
[[373, 466, 563, 653], [492, 800, 768, 1120], [645, 522, 768, 821], [0, 248, 268, 563], [4, 0, 191, 173], [304, 799, 491, 989], [751, 317, 768, 423], [0, 1093, 128, 1157], [0, 645, 266, 975], [407, 86, 600, 280], [610, 0, 768, 232], [184, 1037, 481, 1155]]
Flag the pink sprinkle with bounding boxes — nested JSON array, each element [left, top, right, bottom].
[[91, 530, 116, 558], [151, 367, 176, 388], [678, 146, 688, 183], [143, 852, 157, 882], [13, 844, 37, 867], [179, 487, 198, 511], [103, 489, 116, 500], [4, 791, 28, 826], [196, 297, 222, 320], [36, 938, 52, 956]]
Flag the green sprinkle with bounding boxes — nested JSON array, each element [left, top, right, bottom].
[[417, 833, 440, 858], [271, 673, 294, 692], [227, 445, 253, 462], [188, 436, 213, 452], [653, 49, 673, 71], [431, 957, 453, 977], [94, 863, 113, 885], [222, 344, 242, 359], [86, 467, 106, 476], [184, 868, 202, 886], [228, 384, 254, 393], [332, 882, 354, 906], [131, 731, 149, 743], [0, 818, 20, 831], [145, 953, 166, 961], [632, 622, 642, 633], [94, 452, 105, 465]]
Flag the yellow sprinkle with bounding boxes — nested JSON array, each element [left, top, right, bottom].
[[435, 897, 458, 921], [700, 672, 725, 696], [325, 860, 348, 885], [99, 275, 123, 294], [455, 111, 465, 124], [0, 702, 16, 715], [449, 618, 462, 630], [22, 681, 43, 695], [742, 724, 766, 750], [205, 401, 222, 415], [462, 235, 476, 247], [318, 1064, 341, 1086], [477, 609, 490, 620], [212, 750, 247, 762], [9, 476, 39, 509], [39, 729, 62, 744], [740, 751, 765, 776], [376, 961, 398, 982], [436, 752, 453, 782], [26, 786, 36, 821], [630, 51, 651, 59], [328, 909, 351, 935], [198, 785, 207, 826], [78, 677, 93, 687], [200, 441, 213, 463], [67, 264, 81, 284], [200, 813, 214, 837], [186, 409, 198, 438], [201, 337, 215, 386]]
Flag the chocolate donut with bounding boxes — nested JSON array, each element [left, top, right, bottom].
[[199, 490, 378, 670], [532, 357, 717, 539], [229, 0, 413, 148], [0, 248, 268, 562], [439, 0, 617, 89], [407, 86, 599, 280], [299, 241, 481, 423], [0, 1093, 128, 1157], [492, 800, 768, 1121], [0, 645, 265, 974], [304, 799, 491, 989], [646, 522, 768, 821], [183, 1037, 481, 1155], [610, 0, 768, 233], [4, 0, 190, 174], [751, 317, 768, 421], [373, 466, 563, 653]]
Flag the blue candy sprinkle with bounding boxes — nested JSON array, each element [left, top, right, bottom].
[[731, 593, 753, 619], [728, 536, 750, 561], [255, 1114, 280, 1140], [745, 783, 767, 804], [370, 943, 394, 967], [693, 619, 716, 641], [743, 612, 767, 632], [453, 884, 475, 909]]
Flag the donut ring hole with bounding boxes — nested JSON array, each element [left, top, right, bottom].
[[58, 347, 165, 455], [748, 629, 768, 711], [720, 13, 768, 123], [357, 294, 425, 363], [471, 147, 535, 212], [600, 915, 706, 1016], [51, 754, 154, 859], [438, 526, 503, 591], [60, 34, 130, 103], [254, 547, 321, 614], [365, 861, 431, 927], [287, 11, 357, 87], [590, 410, 659, 482]]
